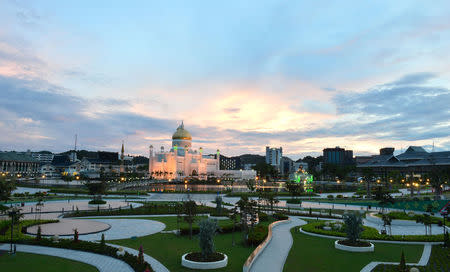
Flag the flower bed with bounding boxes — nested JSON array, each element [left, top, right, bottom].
[[185, 252, 225, 262], [181, 252, 228, 270], [335, 240, 374, 252], [301, 221, 445, 242], [18, 238, 153, 272], [64, 202, 219, 217], [88, 199, 107, 205]]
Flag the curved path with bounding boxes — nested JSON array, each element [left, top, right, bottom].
[[78, 218, 165, 241], [249, 217, 307, 272], [0, 244, 134, 272]]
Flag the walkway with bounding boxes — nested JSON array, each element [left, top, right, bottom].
[[108, 243, 170, 272], [249, 217, 307, 272], [0, 244, 134, 272]]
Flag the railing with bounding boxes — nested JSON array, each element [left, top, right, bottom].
[[242, 219, 290, 272]]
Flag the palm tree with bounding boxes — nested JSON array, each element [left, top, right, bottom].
[[416, 214, 433, 235], [382, 214, 392, 235]]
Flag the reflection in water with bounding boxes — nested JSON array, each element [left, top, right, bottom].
[[143, 184, 285, 193]]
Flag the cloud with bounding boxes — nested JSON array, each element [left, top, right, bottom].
[[333, 73, 450, 141], [388, 72, 436, 86]]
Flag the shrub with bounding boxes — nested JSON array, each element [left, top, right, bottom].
[[100, 233, 105, 248], [327, 195, 334, 199], [137, 245, 144, 264], [258, 212, 268, 222], [73, 228, 79, 243], [36, 226, 42, 241], [88, 199, 107, 205], [273, 213, 288, 220], [248, 225, 267, 245], [336, 195, 343, 199], [343, 212, 363, 244], [198, 219, 218, 259]]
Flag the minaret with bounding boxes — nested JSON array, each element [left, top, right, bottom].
[[120, 141, 125, 174], [149, 145, 153, 178], [216, 149, 220, 171]]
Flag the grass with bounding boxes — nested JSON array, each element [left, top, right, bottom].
[[0, 251, 99, 272], [110, 232, 254, 272], [284, 229, 424, 272], [87, 216, 237, 231], [372, 246, 450, 272], [107, 216, 276, 272]]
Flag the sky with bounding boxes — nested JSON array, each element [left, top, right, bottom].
[[0, 0, 449, 159]]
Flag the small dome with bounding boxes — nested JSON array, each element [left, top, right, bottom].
[[172, 121, 192, 140]]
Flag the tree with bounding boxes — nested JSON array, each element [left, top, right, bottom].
[[183, 200, 197, 239], [398, 251, 407, 272], [0, 176, 16, 203], [416, 214, 433, 235], [343, 212, 363, 244], [374, 187, 395, 214], [361, 168, 374, 199], [85, 181, 107, 201], [428, 166, 449, 200], [260, 191, 279, 214], [246, 180, 256, 193], [215, 196, 223, 215], [229, 206, 238, 247], [382, 214, 392, 235], [286, 182, 303, 199], [198, 219, 218, 260]]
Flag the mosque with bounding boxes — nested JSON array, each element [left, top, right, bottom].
[[148, 122, 256, 181]]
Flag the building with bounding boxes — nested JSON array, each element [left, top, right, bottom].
[[220, 155, 241, 170], [31, 152, 54, 163], [293, 161, 308, 172], [266, 146, 282, 171], [0, 151, 40, 175], [357, 146, 450, 177], [149, 122, 256, 181], [323, 147, 354, 165], [280, 156, 294, 176], [80, 151, 121, 175]]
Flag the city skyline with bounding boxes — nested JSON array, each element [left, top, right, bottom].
[[1, 1, 449, 158]]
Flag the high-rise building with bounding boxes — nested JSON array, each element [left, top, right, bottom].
[[323, 147, 354, 165], [266, 146, 282, 171]]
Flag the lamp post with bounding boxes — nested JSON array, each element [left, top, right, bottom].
[[8, 209, 18, 254]]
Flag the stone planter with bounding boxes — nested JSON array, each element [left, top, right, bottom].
[[88, 203, 108, 208], [334, 240, 374, 252], [286, 203, 302, 209], [181, 253, 228, 270], [208, 215, 229, 220]]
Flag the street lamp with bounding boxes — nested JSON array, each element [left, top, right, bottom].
[[8, 209, 18, 254]]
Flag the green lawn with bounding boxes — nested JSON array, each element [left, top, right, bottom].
[[107, 216, 260, 272], [373, 246, 450, 272], [284, 229, 424, 272], [110, 231, 254, 272], [89, 216, 237, 231], [0, 252, 99, 272]]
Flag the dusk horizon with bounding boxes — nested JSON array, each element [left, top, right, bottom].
[[1, 0, 449, 159]]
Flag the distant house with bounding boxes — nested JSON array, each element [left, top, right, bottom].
[[357, 146, 450, 176], [0, 151, 39, 175]]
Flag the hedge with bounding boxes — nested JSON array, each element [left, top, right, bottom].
[[64, 202, 219, 217], [301, 221, 445, 242], [18, 238, 152, 272], [373, 212, 450, 227], [248, 225, 267, 246]]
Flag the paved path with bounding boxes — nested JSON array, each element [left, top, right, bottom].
[[0, 244, 134, 272], [360, 244, 432, 272], [249, 217, 307, 272], [78, 218, 165, 241], [108, 243, 169, 272]]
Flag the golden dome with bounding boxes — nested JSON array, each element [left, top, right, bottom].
[[172, 121, 192, 140]]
